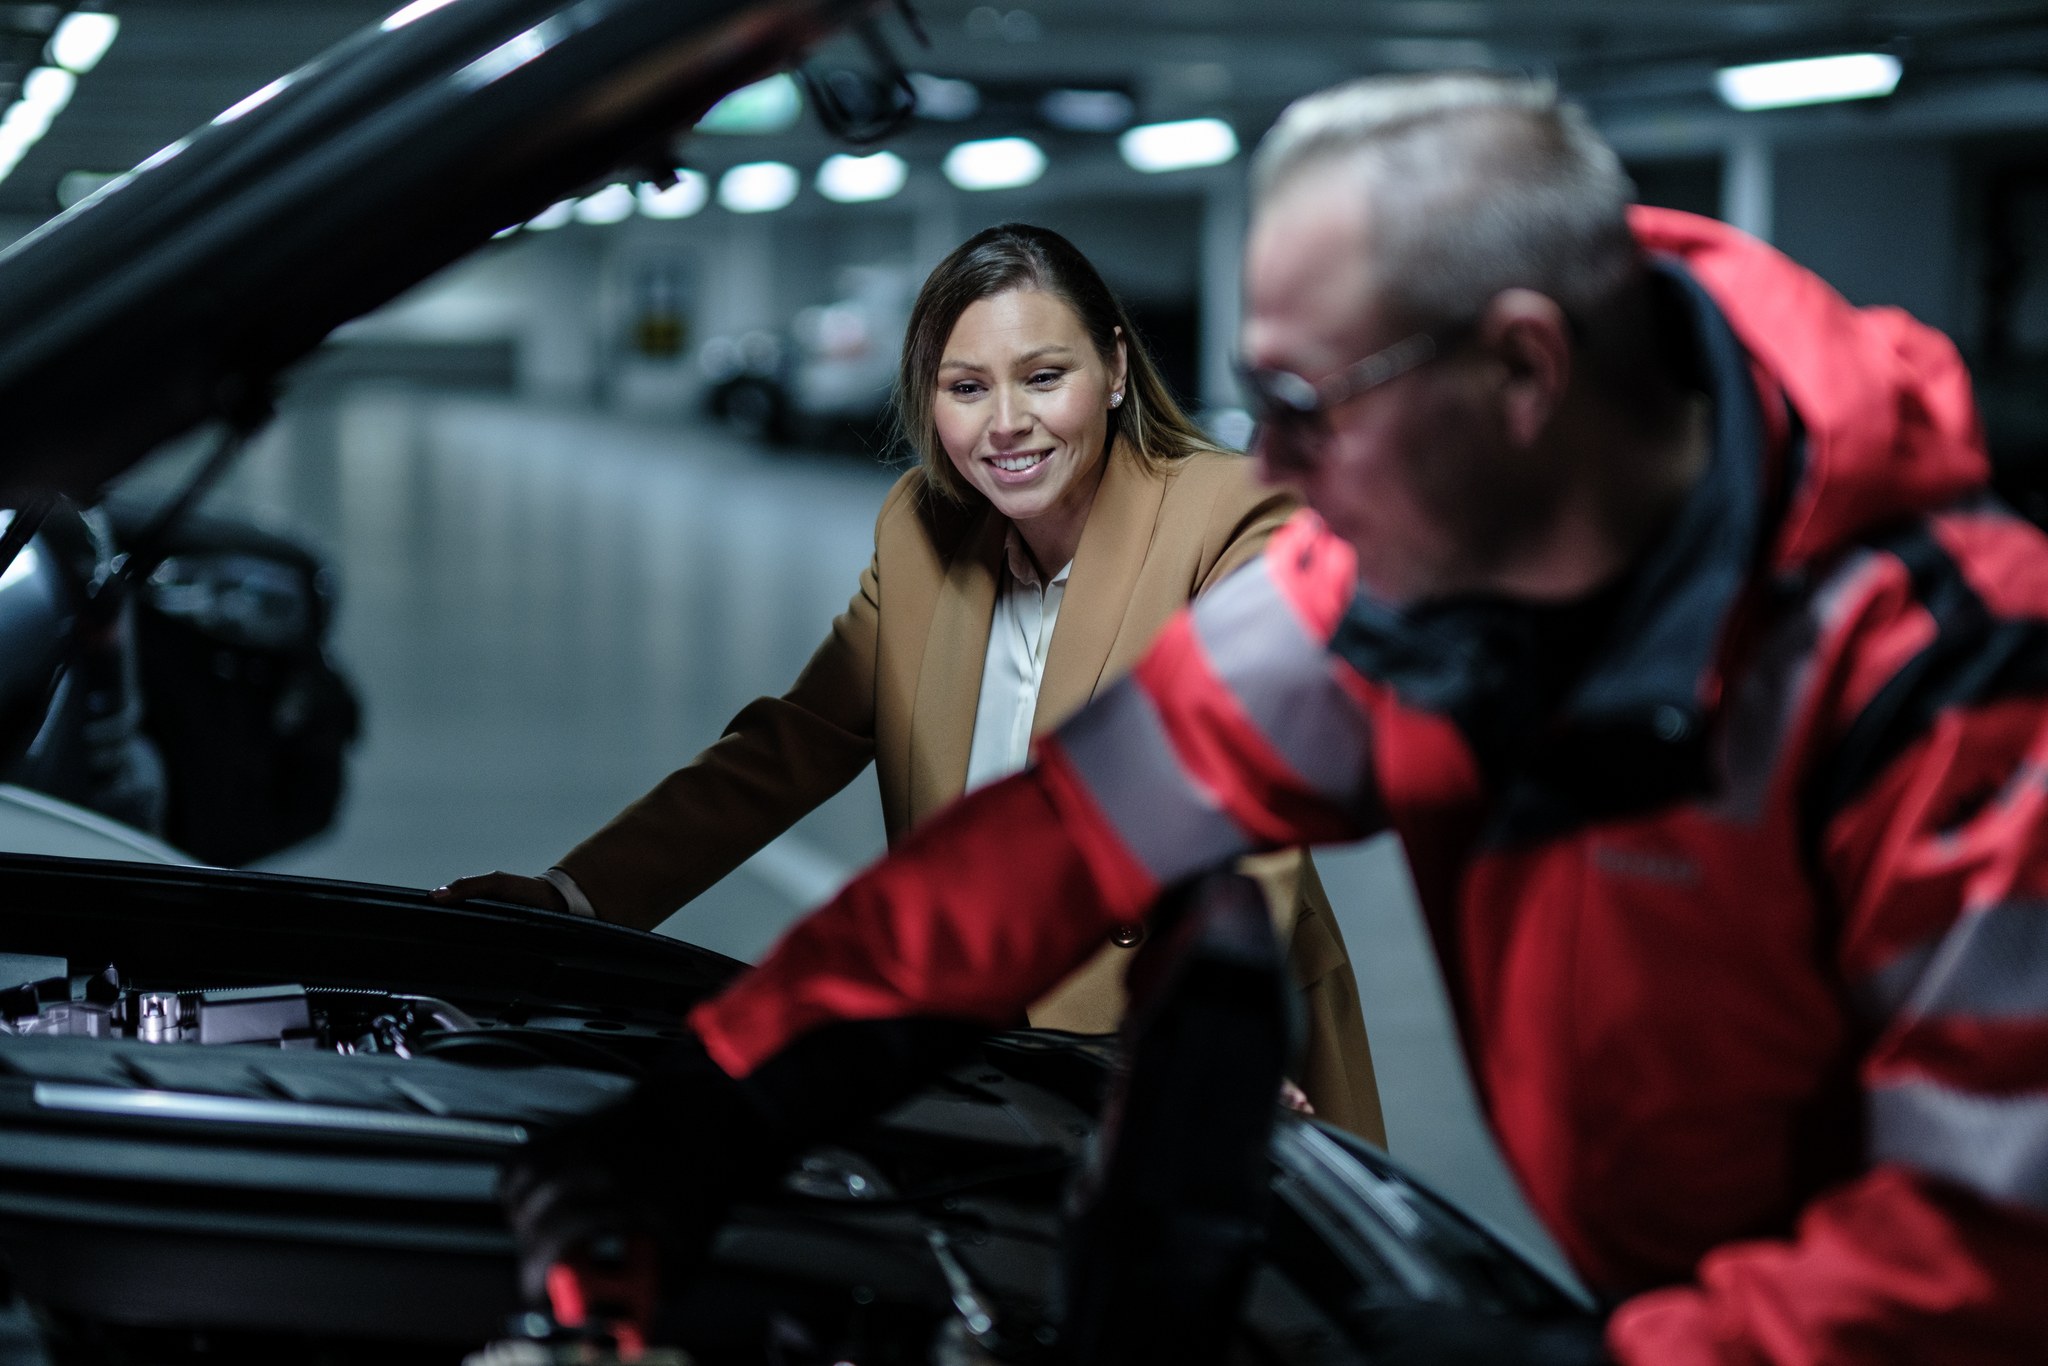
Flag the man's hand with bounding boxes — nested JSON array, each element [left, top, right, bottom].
[[500, 1098, 659, 1307], [431, 871, 567, 913], [1347, 1303, 1609, 1365], [499, 1035, 781, 1312]]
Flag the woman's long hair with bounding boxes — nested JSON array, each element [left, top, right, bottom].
[[893, 223, 1223, 504]]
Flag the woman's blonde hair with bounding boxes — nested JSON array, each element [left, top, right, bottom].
[[893, 223, 1223, 503]]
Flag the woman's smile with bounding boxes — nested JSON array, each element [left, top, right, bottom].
[[986, 447, 1053, 479]]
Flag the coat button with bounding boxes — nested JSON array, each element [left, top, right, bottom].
[[1110, 923, 1145, 948]]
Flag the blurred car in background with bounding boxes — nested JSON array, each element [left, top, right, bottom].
[[699, 327, 794, 443], [701, 263, 914, 450]]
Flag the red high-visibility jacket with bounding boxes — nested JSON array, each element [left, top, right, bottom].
[[692, 208, 2048, 1363]]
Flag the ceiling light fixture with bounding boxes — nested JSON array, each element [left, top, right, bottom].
[[638, 171, 710, 220], [816, 151, 908, 203], [1715, 53, 1902, 111], [55, 169, 119, 209], [718, 161, 800, 213], [1119, 118, 1238, 173], [908, 72, 980, 121], [0, 16, 117, 191], [47, 11, 119, 73], [1040, 88, 1133, 133], [17, 67, 76, 122], [0, 65, 77, 182], [698, 74, 803, 134], [525, 199, 576, 231], [573, 183, 637, 225], [943, 137, 1045, 191]]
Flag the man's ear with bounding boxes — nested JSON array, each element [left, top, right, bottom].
[[1479, 289, 1572, 447]]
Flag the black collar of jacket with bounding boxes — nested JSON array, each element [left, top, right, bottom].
[[1331, 258, 1798, 847]]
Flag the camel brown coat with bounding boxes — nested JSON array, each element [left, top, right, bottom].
[[556, 447, 1385, 1141]]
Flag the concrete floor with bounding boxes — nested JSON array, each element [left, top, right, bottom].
[[152, 384, 1570, 1279]]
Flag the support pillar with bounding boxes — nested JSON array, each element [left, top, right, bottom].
[[1721, 133, 1775, 243], [1200, 172, 1246, 411]]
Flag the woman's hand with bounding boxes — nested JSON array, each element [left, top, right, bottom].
[[430, 871, 568, 913], [1279, 1079, 1315, 1115]]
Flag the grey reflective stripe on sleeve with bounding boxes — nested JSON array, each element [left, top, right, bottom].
[[1712, 549, 1880, 826], [1186, 557, 1375, 819], [1856, 900, 2048, 1025], [1868, 1079, 2048, 1213], [1056, 674, 1251, 886]]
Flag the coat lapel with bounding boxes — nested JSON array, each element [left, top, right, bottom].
[[1034, 446, 1167, 734], [905, 503, 1007, 827]]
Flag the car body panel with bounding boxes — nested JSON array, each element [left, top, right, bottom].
[[0, 787, 187, 865]]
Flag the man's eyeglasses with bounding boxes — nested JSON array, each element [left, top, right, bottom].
[[1235, 328, 1455, 471]]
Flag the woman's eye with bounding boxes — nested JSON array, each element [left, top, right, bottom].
[[1028, 370, 1063, 386], [947, 381, 984, 397]]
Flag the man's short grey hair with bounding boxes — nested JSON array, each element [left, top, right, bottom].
[[1251, 73, 1638, 326]]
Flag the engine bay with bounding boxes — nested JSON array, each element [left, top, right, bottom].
[[0, 870, 1575, 1366], [0, 952, 1374, 1366], [0, 950, 705, 1080], [1, 956, 477, 1055]]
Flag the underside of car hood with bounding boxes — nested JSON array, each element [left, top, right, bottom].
[[0, 0, 876, 504]]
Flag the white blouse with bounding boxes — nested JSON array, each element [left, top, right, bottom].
[[963, 527, 1071, 794]]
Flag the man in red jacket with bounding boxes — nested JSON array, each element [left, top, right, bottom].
[[511, 74, 2048, 1361]]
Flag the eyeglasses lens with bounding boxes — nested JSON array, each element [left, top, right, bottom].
[[1239, 368, 1321, 471]]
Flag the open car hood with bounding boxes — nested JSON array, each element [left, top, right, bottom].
[[0, 0, 876, 503]]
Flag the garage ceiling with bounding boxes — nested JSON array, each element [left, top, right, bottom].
[[4, 0, 2048, 217]]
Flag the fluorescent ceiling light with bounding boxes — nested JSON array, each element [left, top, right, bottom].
[[698, 74, 802, 134], [47, 12, 118, 73], [2, 69, 73, 145], [525, 199, 576, 231], [1715, 53, 1902, 111], [943, 137, 1045, 191], [638, 171, 709, 220], [908, 72, 980, 121], [3, 103, 51, 144], [1119, 118, 1238, 173], [816, 150, 907, 204], [718, 161, 800, 213], [56, 169, 119, 209], [0, 19, 109, 190], [1040, 88, 1133, 133], [20, 67, 76, 118], [382, 0, 460, 31], [573, 184, 637, 225]]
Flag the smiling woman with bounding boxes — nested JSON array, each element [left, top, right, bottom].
[[436, 223, 1385, 1141], [931, 285, 1124, 573]]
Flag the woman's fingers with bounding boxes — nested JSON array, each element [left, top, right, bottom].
[[430, 871, 565, 912], [1279, 1079, 1315, 1115]]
